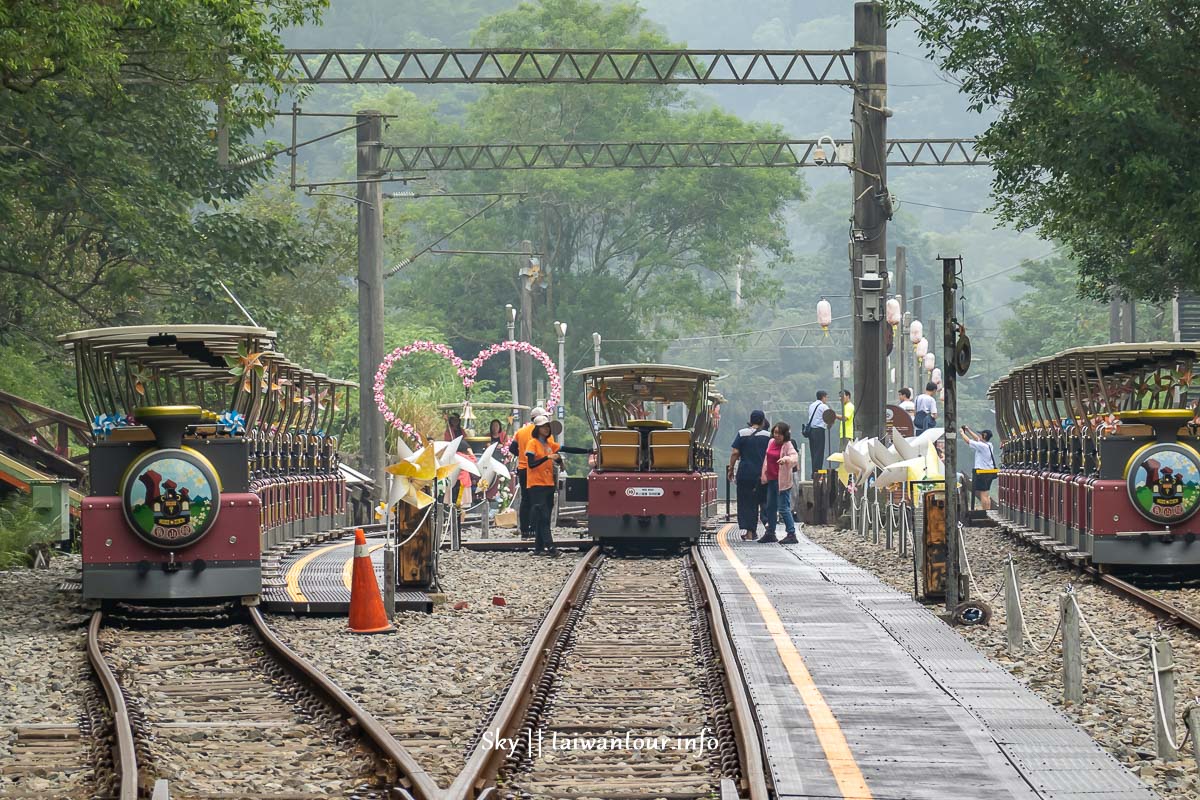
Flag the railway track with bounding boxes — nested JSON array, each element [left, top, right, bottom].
[[87, 605, 440, 800], [439, 547, 765, 800], [85, 543, 766, 799]]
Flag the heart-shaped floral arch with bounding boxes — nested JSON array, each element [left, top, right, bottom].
[[375, 339, 561, 444]]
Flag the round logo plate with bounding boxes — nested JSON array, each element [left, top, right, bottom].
[[122, 449, 221, 549], [1126, 442, 1200, 525]]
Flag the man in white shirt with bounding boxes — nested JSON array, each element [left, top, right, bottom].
[[804, 390, 831, 478], [962, 426, 997, 510], [913, 382, 938, 433], [897, 387, 916, 416]]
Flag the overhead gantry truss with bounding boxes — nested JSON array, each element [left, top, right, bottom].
[[278, 48, 856, 85], [379, 139, 988, 171]]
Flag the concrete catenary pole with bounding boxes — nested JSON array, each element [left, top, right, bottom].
[[852, 2, 888, 438], [357, 110, 386, 494]]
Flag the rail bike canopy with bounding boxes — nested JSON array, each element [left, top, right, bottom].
[[58, 324, 357, 440], [574, 363, 722, 448], [987, 342, 1200, 441]]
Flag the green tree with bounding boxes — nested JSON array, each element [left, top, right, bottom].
[[0, 0, 329, 366], [886, 0, 1200, 301]]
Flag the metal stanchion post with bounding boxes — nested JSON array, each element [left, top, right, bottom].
[[383, 513, 395, 621], [450, 501, 461, 551]]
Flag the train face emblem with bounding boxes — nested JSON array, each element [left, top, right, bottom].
[[122, 449, 221, 548], [1126, 443, 1200, 524]]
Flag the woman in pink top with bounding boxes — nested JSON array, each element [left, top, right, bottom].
[[758, 422, 799, 544]]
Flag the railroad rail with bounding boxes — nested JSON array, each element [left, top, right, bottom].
[[442, 546, 767, 800], [86, 606, 439, 800]]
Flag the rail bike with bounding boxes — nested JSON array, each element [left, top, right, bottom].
[[990, 343, 1200, 568], [61, 324, 358, 603], [574, 364, 721, 545]]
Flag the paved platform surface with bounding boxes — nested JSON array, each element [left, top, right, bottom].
[[262, 531, 431, 614], [701, 524, 1158, 800]]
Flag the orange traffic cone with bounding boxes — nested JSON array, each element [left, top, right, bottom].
[[348, 528, 394, 634]]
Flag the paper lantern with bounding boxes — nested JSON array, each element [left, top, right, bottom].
[[886, 297, 901, 326], [909, 319, 923, 344], [916, 337, 928, 358], [931, 367, 942, 386], [923, 352, 936, 372], [816, 298, 832, 331]]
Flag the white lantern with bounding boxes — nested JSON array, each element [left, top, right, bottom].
[[886, 297, 901, 326], [931, 367, 942, 386], [916, 337, 928, 358], [816, 298, 832, 331], [909, 319, 923, 344], [923, 352, 936, 372]]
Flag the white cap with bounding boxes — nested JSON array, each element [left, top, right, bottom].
[[530, 405, 547, 418], [532, 414, 551, 426]]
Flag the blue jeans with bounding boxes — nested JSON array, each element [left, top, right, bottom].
[[763, 479, 796, 536]]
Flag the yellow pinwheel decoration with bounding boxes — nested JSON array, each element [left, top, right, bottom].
[[384, 444, 455, 509]]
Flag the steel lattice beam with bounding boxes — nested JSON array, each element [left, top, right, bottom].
[[278, 48, 855, 85], [380, 139, 987, 171]]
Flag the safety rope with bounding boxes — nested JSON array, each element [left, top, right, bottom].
[[956, 522, 1006, 603], [1066, 592, 1147, 664], [1010, 571, 1063, 653]]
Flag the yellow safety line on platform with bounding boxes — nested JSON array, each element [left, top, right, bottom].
[[284, 540, 388, 602], [342, 543, 385, 591], [285, 541, 348, 603], [716, 524, 873, 800]]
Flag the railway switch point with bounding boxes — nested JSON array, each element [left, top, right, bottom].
[[347, 528, 395, 634]]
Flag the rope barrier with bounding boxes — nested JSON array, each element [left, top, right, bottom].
[[956, 522, 1005, 603], [1066, 592, 1147, 664], [1010, 572, 1063, 653]]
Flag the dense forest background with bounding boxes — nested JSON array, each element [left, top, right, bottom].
[[0, 0, 1174, 473]]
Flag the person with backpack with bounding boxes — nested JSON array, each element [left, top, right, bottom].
[[727, 410, 771, 541], [801, 391, 831, 479], [962, 426, 997, 511], [758, 422, 800, 544], [913, 382, 938, 433]]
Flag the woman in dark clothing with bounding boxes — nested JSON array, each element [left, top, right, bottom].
[[488, 418, 508, 447], [444, 412, 465, 441]]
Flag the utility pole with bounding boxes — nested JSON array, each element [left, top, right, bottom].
[[942, 255, 963, 611], [851, 2, 888, 438], [357, 110, 385, 493], [519, 240, 535, 423], [896, 246, 907, 396], [593, 332, 602, 367]]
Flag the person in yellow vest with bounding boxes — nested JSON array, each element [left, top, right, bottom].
[[836, 389, 855, 445], [524, 415, 562, 554]]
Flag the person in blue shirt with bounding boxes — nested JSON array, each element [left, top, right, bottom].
[[727, 410, 772, 541]]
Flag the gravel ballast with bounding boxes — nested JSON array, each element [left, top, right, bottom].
[[267, 546, 579, 786], [0, 555, 95, 799], [802, 521, 1198, 800]]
